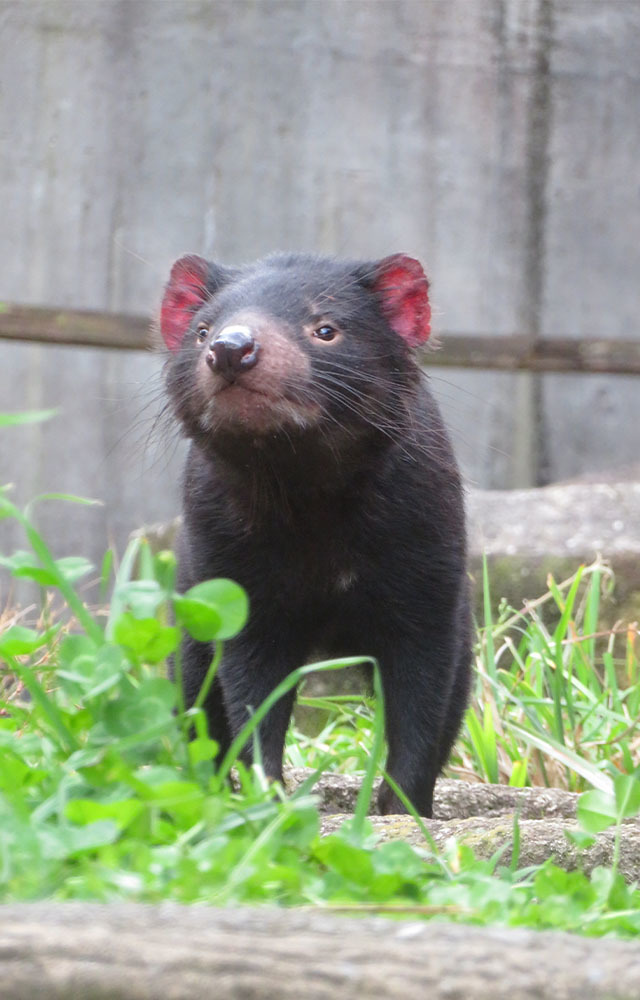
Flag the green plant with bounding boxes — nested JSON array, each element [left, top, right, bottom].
[[2, 409, 640, 935], [0, 456, 383, 905], [456, 558, 639, 793]]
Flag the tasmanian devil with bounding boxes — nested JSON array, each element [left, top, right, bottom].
[[160, 251, 471, 817]]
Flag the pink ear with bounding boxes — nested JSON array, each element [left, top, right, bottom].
[[373, 254, 431, 347], [160, 255, 210, 351]]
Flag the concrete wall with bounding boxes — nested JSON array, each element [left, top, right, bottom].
[[0, 0, 639, 580]]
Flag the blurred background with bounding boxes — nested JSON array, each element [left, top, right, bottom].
[[1, 0, 639, 577]]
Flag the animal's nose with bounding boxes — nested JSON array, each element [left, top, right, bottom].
[[206, 325, 259, 381]]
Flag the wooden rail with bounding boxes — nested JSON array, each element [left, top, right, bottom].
[[1, 303, 639, 375], [429, 333, 640, 375], [0, 303, 153, 351]]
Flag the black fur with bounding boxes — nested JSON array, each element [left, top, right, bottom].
[[163, 252, 472, 817]]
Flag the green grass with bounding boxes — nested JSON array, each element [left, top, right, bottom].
[[1, 409, 640, 935], [455, 557, 638, 794]]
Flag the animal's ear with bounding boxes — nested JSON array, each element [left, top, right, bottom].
[[369, 254, 431, 347], [160, 255, 232, 351]]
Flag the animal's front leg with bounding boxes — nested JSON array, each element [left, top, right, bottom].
[[178, 633, 233, 762], [376, 635, 469, 818], [218, 634, 304, 781]]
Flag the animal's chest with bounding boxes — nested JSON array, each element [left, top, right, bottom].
[[241, 516, 364, 608]]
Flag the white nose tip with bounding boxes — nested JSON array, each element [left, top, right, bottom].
[[217, 324, 253, 340]]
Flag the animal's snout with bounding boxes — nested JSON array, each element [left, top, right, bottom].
[[206, 325, 260, 381]]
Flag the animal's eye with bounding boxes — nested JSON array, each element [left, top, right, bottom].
[[313, 324, 337, 342], [196, 323, 209, 344]]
